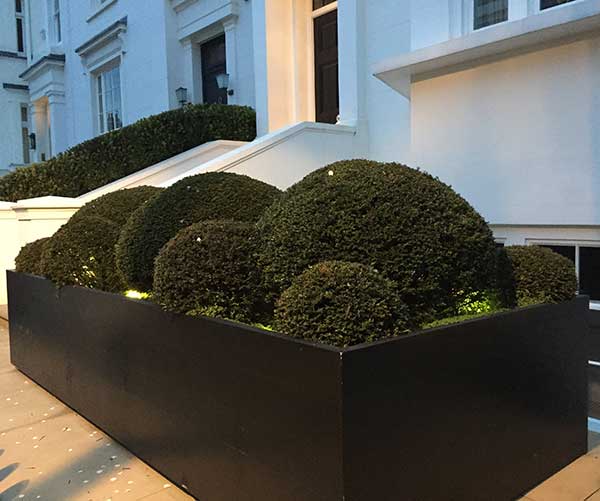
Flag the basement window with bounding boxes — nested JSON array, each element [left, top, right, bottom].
[[539, 244, 600, 301]]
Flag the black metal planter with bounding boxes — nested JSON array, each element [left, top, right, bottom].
[[7, 271, 589, 501]]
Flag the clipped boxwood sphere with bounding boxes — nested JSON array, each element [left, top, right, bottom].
[[258, 160, 497, 321], [502, 245, 577, 307], [153, 220, 266, 323], [15, 237, 50, 276], [274, 261, 411, 347], [71, 186, 163, 225], [117, 172, 281, 291], [40, 216, 124, 292]]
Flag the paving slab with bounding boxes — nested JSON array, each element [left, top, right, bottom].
[[0, 319, 193, 501]]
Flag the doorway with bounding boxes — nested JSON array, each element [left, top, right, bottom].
[[201, 35, 227, 105], [313, 8, 339, 124]]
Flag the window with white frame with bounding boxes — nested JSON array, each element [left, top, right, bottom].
[[15, 0, 25, 53], [52, 0, 61, 43], [537, 243, 600, 301], [473, 0, 509, 30], [96, 65, 122, 134], [540, 0, 576, 10], [20, 104, 30, 164]]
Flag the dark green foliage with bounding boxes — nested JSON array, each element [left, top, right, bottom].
[[71, 186, 163, 225], [501, 245, 578, 307], [258, 160, 498, 322], [422, 310, 508, 330], [274, 261, 411, 347], [0, 104, 256, 202], [117, 172, 282, 291], [40, 216, 124, 292], [15, 237, 50, 276], [153, 220, 267, 323]]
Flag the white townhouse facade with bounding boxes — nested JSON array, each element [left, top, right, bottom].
[[1, 0, 600, 303], [0, 0, 31, 176]]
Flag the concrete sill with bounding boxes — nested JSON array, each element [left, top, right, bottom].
[[373, 0, 600, 98]]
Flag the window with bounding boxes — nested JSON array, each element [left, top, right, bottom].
[[15, 0, 25, 53], [473, 0, 508, 30], [52, 0, 61, 43], [540, 0, 576, 10], [20, 104, 30, 164], [313, 0, 336, 10], [96, 66, 122, 133], [538, 243, 600, 301]]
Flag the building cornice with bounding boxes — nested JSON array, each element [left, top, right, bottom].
[[19, 54, 65, 81], [75, 17, 128, 57]]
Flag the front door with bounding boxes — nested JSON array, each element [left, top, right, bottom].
[[314, 9, 339, 124], [201, 35, 227, 105]]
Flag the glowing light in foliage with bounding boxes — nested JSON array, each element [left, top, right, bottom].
[[124, 290, 149, 300]]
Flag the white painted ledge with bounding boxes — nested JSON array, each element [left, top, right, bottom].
[[160, 121, 359, 190], [374, 0, 600, 97], [78, 140, 247, 203]]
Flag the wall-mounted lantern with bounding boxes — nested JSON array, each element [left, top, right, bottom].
[[216, 73, 234, 96], [28, 132, 36, 150], [175, 87, 188, 107]]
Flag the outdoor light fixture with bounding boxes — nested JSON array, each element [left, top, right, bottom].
[[216, 73, 234, 96], [28, 132, 36, 150], [176, 87, 188, 107]]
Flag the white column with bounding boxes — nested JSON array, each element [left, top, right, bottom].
[[182, 39, 203, 104], [48, 91, 68, 156], [30, 100, 49, 163], [252, 0, 271, 136], [337, 0, 366, 127], [223, 18, 238, 105]]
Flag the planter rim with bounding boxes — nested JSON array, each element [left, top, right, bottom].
[[8, 271, 589, 354]]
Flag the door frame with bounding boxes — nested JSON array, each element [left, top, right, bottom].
[[307, 0, 338, 123]]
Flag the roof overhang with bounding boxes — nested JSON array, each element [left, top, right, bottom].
[[373, 0, 600, 98]]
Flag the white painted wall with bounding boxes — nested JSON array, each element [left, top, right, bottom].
[[411, 36, 600, 226]]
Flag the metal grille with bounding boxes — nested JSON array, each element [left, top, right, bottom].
[[474, 0, 508, 30]]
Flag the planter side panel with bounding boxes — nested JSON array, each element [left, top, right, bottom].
[[8, 272, 344, 501], [343, 299, 589, 501]]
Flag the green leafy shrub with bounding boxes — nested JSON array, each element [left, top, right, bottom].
[[422, 311, 506, 330], [501, 245, 577, 307], [117, 172, 282, 291], [71, 186, 163, 225], [0, 104, 256, 202], [40, 216, 124, 292], [15, 237, 50, 276], [455, 290, 502, 316], [258, 160, 497, 323], [153, 220, 267, 323], [274, 261, 411, 347]]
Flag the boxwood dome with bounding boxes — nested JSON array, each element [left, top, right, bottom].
[[258, 160, 497, 321]]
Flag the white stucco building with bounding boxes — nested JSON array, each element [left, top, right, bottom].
[[1, 0, 599, 302], [0, 0, 30, 176]]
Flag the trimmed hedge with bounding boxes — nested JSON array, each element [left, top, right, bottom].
[[274, 261, 411, 347], [116, 172, 282, 292], [153, 220, 267, 323], [71, 186, 163, 226], [40, 216, 124, 292], [501, 245, 578, 307], [258, 160, 498, 322], [0, 104, 256, 202], [15, 237, 50, 276]]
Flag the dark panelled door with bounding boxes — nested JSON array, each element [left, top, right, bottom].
[[314, 10, 339, 124], [201, 35, 227, 105]]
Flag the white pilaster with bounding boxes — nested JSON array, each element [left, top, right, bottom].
[[48, 91, 68, 156], [223, 18, 238, 105], [182, 38, 202, 104]]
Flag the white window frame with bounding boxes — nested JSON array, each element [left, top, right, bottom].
[[15, 0, 26, 54], [95, 63, 123, 135], [51, 0, 61, 44], [535, 0, 581, 13], [20, 104, 30, 164], [468, 0, 510, 32]]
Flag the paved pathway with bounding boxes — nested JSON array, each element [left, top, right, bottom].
[[0, 319, 193, 501]]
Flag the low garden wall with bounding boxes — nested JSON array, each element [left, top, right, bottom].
[[8, 271, 589, 501]]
